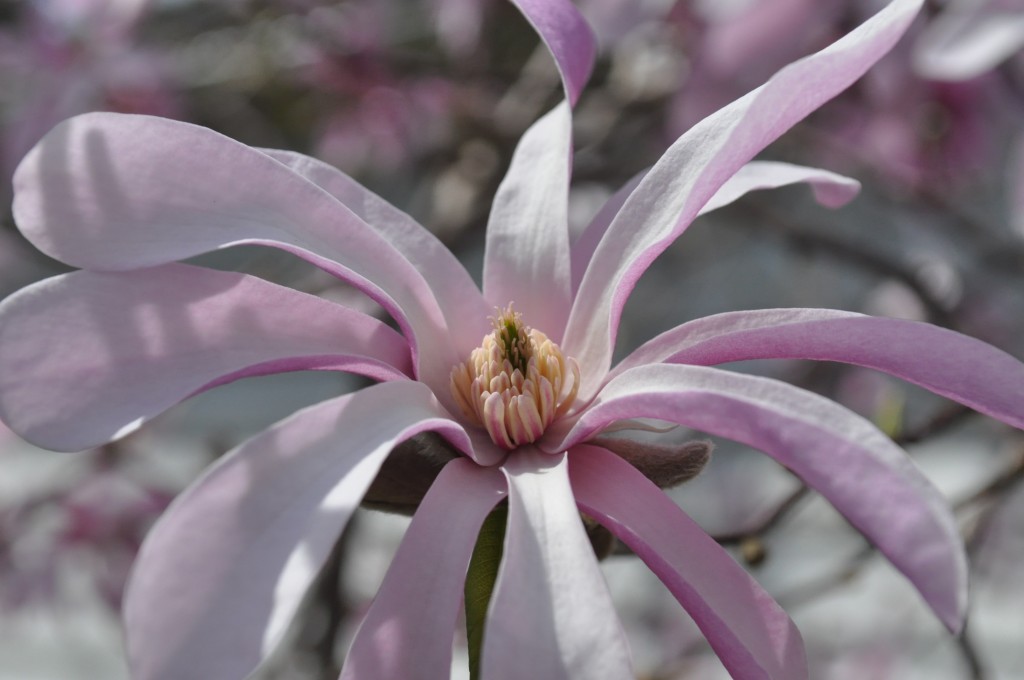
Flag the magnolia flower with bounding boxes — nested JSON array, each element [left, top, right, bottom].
[[1, 0, 1023, 678]]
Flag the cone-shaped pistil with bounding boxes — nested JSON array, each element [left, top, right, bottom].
[[450, 305, 580, 449]]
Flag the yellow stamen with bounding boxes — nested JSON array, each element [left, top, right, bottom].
[[450, 305, 580, 449]]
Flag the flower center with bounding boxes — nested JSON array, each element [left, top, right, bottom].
[[450, 305, 580, 449]]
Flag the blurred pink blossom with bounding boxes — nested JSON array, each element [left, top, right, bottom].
[[0, 0, 179, 203], [914, 0, 1024, 81], [661, 0, 1024, 190], [821, 52, 1001, 189], [0, 446, 172, 612]]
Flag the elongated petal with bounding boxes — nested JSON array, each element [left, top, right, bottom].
[[12, 113, 456, 395], [563, 0, 923, 396], [914, 0, 1024, 81], [569, 445, 806, 680], [507, 0, 596, 105], [259, 148, 491, 356], [698, 161, 861, 213], [609, 308, 1024, 430], [546, 364, 966, 632], [0, 264, 410, 452], [484, 102, 572, 338], [342, 458, 507, 680], [482, 448, 633, 679], [123, 382, 475, 680], [570, 162, 860, 292]]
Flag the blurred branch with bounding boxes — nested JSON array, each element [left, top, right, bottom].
[[960, 449, 1024, 552], [733, 201, 959, 327], [959, 624, 987, 680], [711, 485, 810, 549], [894, 403, 975, 446]]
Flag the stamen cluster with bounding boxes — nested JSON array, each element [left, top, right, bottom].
[[450, 306, 580, 449]]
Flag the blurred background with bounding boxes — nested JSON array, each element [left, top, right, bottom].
[[1, 0, 1023, 678]]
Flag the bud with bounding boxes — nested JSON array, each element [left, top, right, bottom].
[[592, 435, 713, 489]]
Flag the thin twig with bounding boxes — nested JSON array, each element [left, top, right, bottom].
[[894, 403, 975, 446], [732, 202, 959, 328], [958, 623, 987, 680], [712, 485, 810, 546]]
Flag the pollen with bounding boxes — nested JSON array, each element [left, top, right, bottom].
[[450, 305, 580, 449]]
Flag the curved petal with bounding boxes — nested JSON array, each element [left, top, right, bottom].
[[562, 0, 923, 397], [507, 0, 596, 106], [569, 444, 806, 680], [569, 162, 861, 293], [258, 148, 491, 355], [698, 161, 861, 213], [546, 364, 966, 633], [123, 381, 475, 680], [12, 113, 457, 396], [914, 0, 1024, 81], [484, 102, 572, 338], [0, 264, 411, 452], [482, 448, 633, 679], [608, 309, 1024, 430], [342, 458, 507, 680]]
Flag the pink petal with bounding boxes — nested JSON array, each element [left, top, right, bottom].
[[259, 148, 491, 357], [569, 444, 807, 680], [12, 112, 457, 395], [570, 162, 860, 293], [914, 0, 1024, 81], [123, 381, 475, 680], [546, 363, 967, 633], [609, 308, 1024, 430], [342, 458, 507, 680], [483, 102, 573, 338], [507, 0, 597, 106], [562, 0, 923, 397], [482, 448, 633, 679], [0, 264, 410, 452], [699, 161, 861, 213]]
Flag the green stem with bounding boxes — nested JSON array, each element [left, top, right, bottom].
[[464, 503, 508, 680]]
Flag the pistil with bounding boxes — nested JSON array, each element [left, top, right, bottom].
[[450, 305, 580, 449]]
